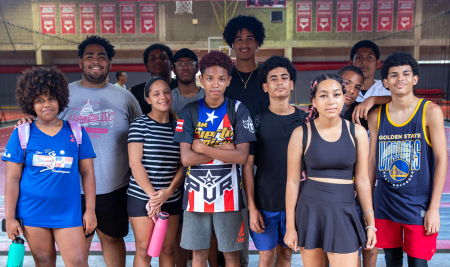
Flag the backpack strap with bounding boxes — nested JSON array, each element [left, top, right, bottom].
[[297, 109, 308, 126], [300, 124, 308, 182], [68, 121, 82, 148], [226, 98, 237, 130], [253, 113, 261, 134], [187, 101, 200, 132], [17, 121, 31, 151]]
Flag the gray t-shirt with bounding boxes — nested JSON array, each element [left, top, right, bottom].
[[59, 81, 142, 194], [171, 87, 205, 116]]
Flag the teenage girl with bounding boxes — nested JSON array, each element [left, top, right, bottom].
[[284, 73, 377, 267], [3, 66, 97, 267], [127, 76, 184, 267]]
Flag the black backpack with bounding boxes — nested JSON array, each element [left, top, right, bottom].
[[187, 98, 237, 131]]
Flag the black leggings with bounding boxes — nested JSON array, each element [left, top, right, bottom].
[[384, 247, 428, 267]]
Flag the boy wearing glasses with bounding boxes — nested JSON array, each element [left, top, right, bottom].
[[172, 48, 205, 116]]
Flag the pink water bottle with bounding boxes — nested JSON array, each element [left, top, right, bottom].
[[147, 212, 169, 257]]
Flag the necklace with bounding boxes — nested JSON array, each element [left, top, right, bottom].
[[236, 62, 258, 89]]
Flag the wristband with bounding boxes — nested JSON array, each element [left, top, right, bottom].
[[363, 209, 374, 219], [365, 226, 377, 232]]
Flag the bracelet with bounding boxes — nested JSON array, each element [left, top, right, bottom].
[[365, 226, 377, 232], [363, 210, 374, 219]]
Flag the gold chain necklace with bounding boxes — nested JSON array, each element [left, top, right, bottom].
[[236, 62, 258, 89]]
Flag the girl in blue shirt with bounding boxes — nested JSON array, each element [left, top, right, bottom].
[[3, 66, 97, 267]]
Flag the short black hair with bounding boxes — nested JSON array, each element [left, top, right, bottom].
[[116, 70, 125, 81], [258, 56, 297, 87], [16, 66, 69, 117], [223, 15, 266, 48], [143, 44, 174, 67], [338, 66, 365, 84], [199, 51, 233, 76], [381, 51, 419, 82], [350, 40, 380, 60], [77, 35, 116, 60]]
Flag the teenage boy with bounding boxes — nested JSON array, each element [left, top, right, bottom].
[[173, 51, 256, 267], [172, 48, 205, 116], [368, 52, 447, 266], [223, 15, 269, 116], [114, 70, 127, 89], [338, 66, 367, 130], [350, 40, 392, 125], [130, 44, 178, 114], [243, 56, 304, 267]]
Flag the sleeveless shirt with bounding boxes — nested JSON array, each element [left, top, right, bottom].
[[374, 99, 435, 225]]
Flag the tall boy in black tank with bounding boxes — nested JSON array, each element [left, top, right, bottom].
[[242, 56, 306, 267], [368, 52, 447, 266]]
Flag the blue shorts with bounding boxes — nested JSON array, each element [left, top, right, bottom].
[[249, 209, 288, 251]]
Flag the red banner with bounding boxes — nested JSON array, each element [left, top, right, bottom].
[[316, 1, 332, 33], [60, 4, 76, 35], [120, 3, 136, 34], [40, 4, 56, 35], [246, 0, 287, 8], [397, 0, 414, 31], [100, 3, 116, 35], [140, 3, 156, 34], [377, 0, 393, 32], [337, 1, 352, 32], [296, 1, 312, 33], [357, 0, 373, 32], [80, 4, 96, 35]]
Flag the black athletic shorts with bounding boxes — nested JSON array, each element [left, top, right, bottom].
[[127, 194, 182, 217], [81, 186, 129, 238]]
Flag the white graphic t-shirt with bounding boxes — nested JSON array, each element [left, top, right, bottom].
[[58, 81, 142, 194]]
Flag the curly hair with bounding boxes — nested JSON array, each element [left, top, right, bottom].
[[350, 40, 380, 60], [258, 55, 297, 87], [199, 51, 233, 76], [223, 15, 266, 47], [380, 52, 419, 87], [16, 66, 69, 117], [306, 73, 346, 123], [77, 35, 116, 60], [337, 65, 365, 84], [143, 44, 174, 67]]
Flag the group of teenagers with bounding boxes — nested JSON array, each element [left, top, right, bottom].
[[2, 14, 447, 267]]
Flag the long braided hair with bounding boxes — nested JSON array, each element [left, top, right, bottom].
[[306, 73, 346, 123]]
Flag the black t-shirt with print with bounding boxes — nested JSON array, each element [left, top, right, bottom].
[[250, 107, 305, 212], [130, 78, 178, 115], [225, 64, 270, 116]]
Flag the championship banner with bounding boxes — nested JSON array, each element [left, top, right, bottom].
[[100, 3, 116, 35], [356, 0, 373, 32], [40, 4, 56, 35], [397, 0, 414, 31], [120, 3, 136, 34], [140, 3, 156, 34], [296, 1, 312, 33], [80, 4, 96, 35], [377, 0, 393, 32], [316, 1, 332, 33], [60, 4, 76, 35], [337, 1, 352, 32]]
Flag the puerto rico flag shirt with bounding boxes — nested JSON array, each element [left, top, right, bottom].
[[173, 98, 256, 213]]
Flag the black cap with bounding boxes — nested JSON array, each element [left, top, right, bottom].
[[172, 48, 198, 64], [350, 40, 380, 60], [13, 237, 24, 244]]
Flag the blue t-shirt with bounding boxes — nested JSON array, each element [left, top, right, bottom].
[[2, 121, 96, 228]]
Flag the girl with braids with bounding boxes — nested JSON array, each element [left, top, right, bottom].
[[127, 76, 184, 267], [284, 73, 377, 266]]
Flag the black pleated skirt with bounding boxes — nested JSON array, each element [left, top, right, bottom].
[[295, 179, 367, 253]]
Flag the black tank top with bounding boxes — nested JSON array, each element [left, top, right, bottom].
[[304, 119, 356, 180]]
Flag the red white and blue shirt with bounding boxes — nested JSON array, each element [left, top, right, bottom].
[[173, 98, 256, 212]]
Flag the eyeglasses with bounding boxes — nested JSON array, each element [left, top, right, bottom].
[[174, 62, 197, 69]]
